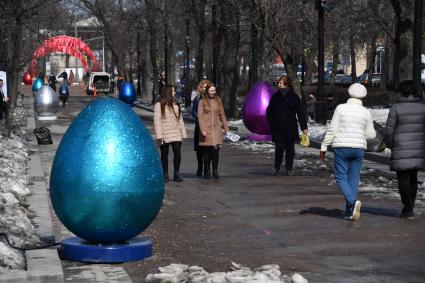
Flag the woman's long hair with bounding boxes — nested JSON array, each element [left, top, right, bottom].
[[202, 81, 223, 109], [159, 84, 180, 119], [196, 79, 212, 98]]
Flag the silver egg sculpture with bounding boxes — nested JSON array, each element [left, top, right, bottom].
[[34, 85, 59, 120]]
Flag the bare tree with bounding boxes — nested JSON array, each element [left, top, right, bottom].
[[0, 0, 62, 137]]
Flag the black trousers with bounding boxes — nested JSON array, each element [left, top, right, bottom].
[[274, 141, 295, 171], [0, 103, 8, 120], [160, 142, 182, 173], [396, 170, 418, 212]]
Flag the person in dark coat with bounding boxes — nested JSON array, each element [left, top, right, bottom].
[[191, 79, 211, 177], [384, 80, 425, 219], [0, 79, 8, 120], [266, 76, 308, 176]]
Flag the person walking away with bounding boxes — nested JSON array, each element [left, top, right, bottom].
[[266, 76, 308, 176], [0, 79, 9, 120], [59, 82, 69, 108], [320, 83, 376, 221], [198, 81, 229, 179], [306, 93, 316, 121], [68, 70, 75, 86], [384, 80, 425, 219], [154, 85, 187, 182], [48, 74, 57, 92], [61, 70, 68, 84], [192, 79, 211, 177]]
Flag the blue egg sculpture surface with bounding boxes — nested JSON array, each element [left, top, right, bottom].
[[119, 82, 137, 105], [50, 98, 164, 243], [32, 78, 43, 92]]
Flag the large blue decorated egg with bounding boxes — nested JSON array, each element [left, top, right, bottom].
[[119, 82, 137, 105], [32, 78, 43, 92], [50, 98, 164, 243]]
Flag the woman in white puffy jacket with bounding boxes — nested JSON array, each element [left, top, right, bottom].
[[154, 85, 187, 182], [320, 83, 376, 221]]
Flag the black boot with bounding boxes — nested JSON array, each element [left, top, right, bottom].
[[203, 149, 212, 179], [160, 148, 169, 183], [196, 150, 203, 177], [212, 147, 220, 179], [173, 171, 183, 182]]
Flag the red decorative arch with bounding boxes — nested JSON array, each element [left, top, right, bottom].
[[31, 36, 98, 74]]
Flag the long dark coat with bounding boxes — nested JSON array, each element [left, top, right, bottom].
[[266, 88, 308, 143], [385, 95, 425, 171]]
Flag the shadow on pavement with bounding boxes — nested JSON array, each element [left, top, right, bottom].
[[361, 206, 399, 218], [299, 207, 344, 219]]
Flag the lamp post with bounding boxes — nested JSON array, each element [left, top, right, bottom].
[[413, 0, 423, 97], [184, 18, 191, 107], [315, 0, 328, 125]]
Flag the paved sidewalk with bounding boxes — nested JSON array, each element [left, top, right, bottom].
[[22, 89, 425, 282]]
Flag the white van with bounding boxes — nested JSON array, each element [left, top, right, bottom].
[[86, 72, 113, 96]]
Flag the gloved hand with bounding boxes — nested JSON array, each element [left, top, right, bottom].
[[320, 151, 326, 161]]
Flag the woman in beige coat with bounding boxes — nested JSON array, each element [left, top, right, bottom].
[[198, 81, 229, 179], [154, 85, 187, 182]]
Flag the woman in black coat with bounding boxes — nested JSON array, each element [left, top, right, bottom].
[[384, 80, 425, 219], [266, 76, 308, 176]]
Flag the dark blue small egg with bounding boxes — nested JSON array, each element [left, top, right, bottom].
[[119, 82, 137, 105], [32, 78, 43, 92], [50, 98, 164, 243]]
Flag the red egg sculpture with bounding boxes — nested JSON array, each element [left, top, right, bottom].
[[23, 72, 33, 85]]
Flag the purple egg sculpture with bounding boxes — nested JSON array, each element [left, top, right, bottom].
[[242, 82, 275, 135]]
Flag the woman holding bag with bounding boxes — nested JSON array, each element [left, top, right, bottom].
[[266, 76, 308, 176]]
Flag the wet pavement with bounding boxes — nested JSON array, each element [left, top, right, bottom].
[[27, 86, 425, 282]]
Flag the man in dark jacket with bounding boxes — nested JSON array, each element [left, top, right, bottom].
[[384, 80, 425, 219], [266, 76, 308, 176], [0, 79, 8, 120]]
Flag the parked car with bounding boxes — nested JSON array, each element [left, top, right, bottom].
[[86, 72, 113, 96], [357, 73, 381, 87], [334, 74, 353, 85]]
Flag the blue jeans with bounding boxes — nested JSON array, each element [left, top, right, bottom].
[[333, 147, 365, 205]]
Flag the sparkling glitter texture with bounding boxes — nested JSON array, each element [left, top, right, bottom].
[[50, 98, 164, 243], [242, 82, 275, 135]]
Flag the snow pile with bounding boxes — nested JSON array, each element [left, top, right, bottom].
[[145, 262, 308, 283], [0, 101, 41, 270], [369, 108, 389, 125], [228, 119, 245, 127], [235, 140, 275, 154]]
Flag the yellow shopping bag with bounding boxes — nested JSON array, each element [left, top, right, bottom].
[[300, 132, 310, 147]]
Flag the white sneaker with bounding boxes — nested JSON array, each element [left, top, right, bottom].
[[350, 200, 362, 221]]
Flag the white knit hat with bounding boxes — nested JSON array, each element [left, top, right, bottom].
[[348, 83, 367, 99]]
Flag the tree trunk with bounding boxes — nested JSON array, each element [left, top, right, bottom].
[[349, 36, 357, 82], [5, 23, 23, 137], [380, 38, 390, 90], [249, 0, 258, 87], [212, 4, 224, 86], [330, 40, 339, 87], [367, 35, 377, 86], [166, 16, 176, 86], [141, 34, 153, 102], [304, 48, 316, 86], [147, 2, 159, 104], [220, 4, 240, 118]]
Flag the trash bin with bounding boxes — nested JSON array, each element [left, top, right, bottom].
[[33, 127, 53, 145]]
